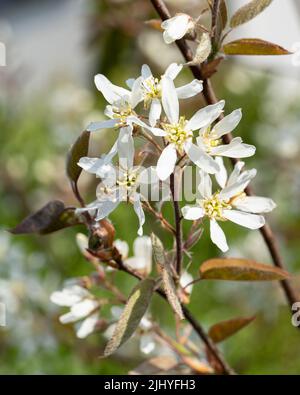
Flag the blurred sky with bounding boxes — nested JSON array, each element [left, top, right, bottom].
[[1, 0, 300, 97]]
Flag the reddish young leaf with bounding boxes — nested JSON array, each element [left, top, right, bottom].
[[208, 316, 256, 343], [66, 130, 90, 183], [199, 258, 290, 281], [10, 201, 81, 235], [222, 38, 291, 56]]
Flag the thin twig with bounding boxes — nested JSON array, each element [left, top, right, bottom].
[[149, 0, 299, 312], [115, 255, 235, 374]]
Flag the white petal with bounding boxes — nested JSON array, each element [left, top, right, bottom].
[[220, 169, 257, 200], [117, 128, 134, 170], [164, 63, 183, 80], [223, 210, 265, 229], [213, 109, 242, 138], [50, 285, 89, 307], [141, 64, 152, 79], [78, 149, 117, 177], [198, 170, 212, 199], [233, 196, 276, 214], [111, 306, 123, 319], [182, 205, 204, 220], [76, 233, 88, 255], [156, 144, 177, 181], [227, 161, 245, 186], [71, 299, 99, 319], [86, 119, 119, 132], [215, 157, 227, 188], [176, 80, 203, 99], [180, 271, 193, 294], [161, 76, 179, 124], [130, 76, 143, 108], [162, 14, 191, 44], [210, 219, 228, 252], [76, 313, 98, 339], [95, 199, 120, 221], [127, 116, 167, 137], [149, 98, 162, 127], [185, 142, 220, 174], [114, 239, 129, 259], [59, 312, 79, 324], [133, 193, 145, 236], [126, 256, 149, 271], [133, 236, 152, 274], [140, 334, 156, 354], [94, 74, 130, 104], [186, 100, 225, 131], [211, 138, 256, 158], [126, 78, 135, 89]]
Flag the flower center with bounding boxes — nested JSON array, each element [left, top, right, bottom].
[[202, 128, 222, 152], [163, 117, 192, 154], [116, 171, 138, 190], [200, 192, 231, 221], [112, 102, 134, 126], [142, 76, 162, 107]]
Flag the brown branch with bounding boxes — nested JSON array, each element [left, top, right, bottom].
[[150, 0, 299, 311], [115, 256, 235, 375]]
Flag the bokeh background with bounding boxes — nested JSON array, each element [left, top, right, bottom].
[[1, 0, 300, 374]]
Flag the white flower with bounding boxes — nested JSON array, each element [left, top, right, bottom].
[[161, 13, 195, 44], [179, 271, 193, 295], [182, 163, 276, 252], [114, 236, 152, 275], [135, 63, 202, 126], [130, 77, 225, 180], [86, 75, 143, 132], [196, 109, 256, 159], [50, 285, 99, 339], [77, 132, 158, 236]]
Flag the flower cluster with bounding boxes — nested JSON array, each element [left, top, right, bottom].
[[76, 58, 274, 251]]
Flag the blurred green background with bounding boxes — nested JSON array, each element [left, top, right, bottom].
[[1, 0, 300, 374]]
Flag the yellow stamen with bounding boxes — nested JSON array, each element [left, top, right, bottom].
[[162, 116, 192, 154]]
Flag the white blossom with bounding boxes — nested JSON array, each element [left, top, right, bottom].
[[114, 236, 152, 276], [50, 285, 99, 339], [196, 109, 256, 159], [135, 63, 202, 126], [161, 13, 195, 44], [77, 132, 158, 236], [182, 163, 276, 252], [130, 77, 225, 180]]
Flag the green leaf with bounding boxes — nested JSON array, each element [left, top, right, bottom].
[[103, 278, 155, 357], [66, 130, 90, 183], [230, 0, 273, 28], [222, 38, 291, 55], [220, 0, 228, 30], [161, 263, 184, 320], [151, 233, 184, 320], [151, 233, 165, 268], [10, 201, 81, 235], [208, 316, 256, 343], [199, 258, 290, 281]]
